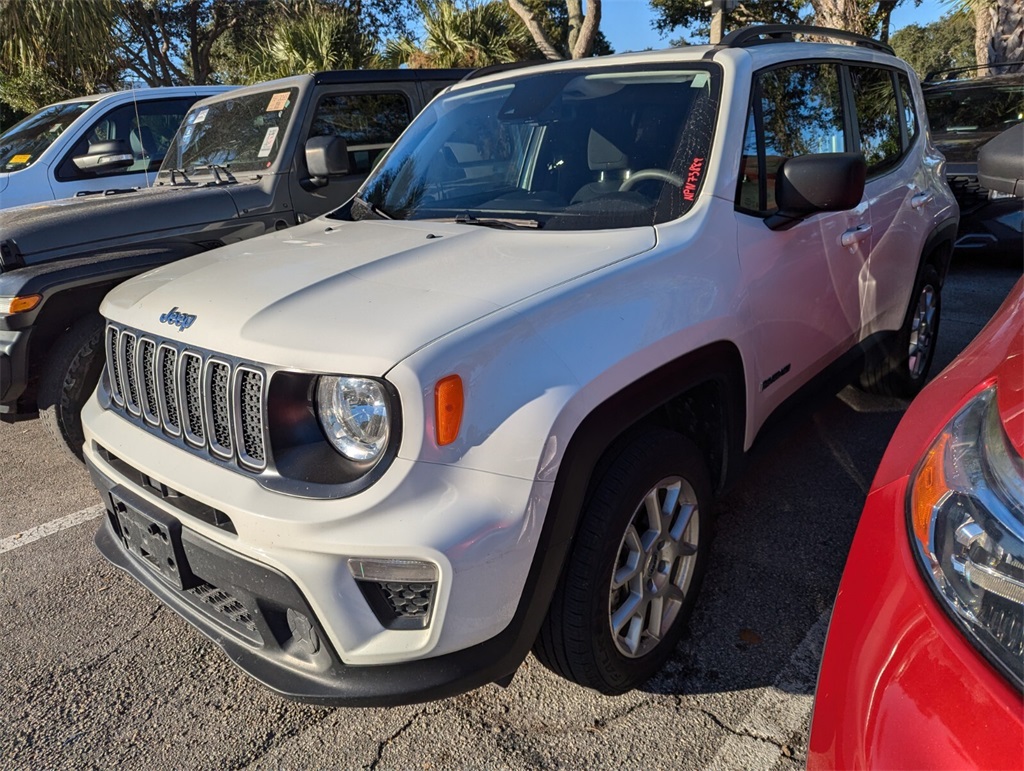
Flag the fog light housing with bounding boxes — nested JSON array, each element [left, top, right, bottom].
[[348, 558, 438, 630]]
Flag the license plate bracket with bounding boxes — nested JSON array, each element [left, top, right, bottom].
[[108, 488, 199, 590]]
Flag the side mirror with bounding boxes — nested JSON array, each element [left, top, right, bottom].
[[304, 135, 349, 188], [766, 152, 867, 231], [977, 124, 1023, 198], [72, 139, 135, 173]]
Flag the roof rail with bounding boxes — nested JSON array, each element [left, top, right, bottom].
[[924, 61, 1023, 82], [463, 59, 551, 81], [719, 24, 894, 55]]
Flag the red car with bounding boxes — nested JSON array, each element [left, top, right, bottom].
[[808, 276, 1024, 770]]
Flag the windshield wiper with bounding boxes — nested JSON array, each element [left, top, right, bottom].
[[194, 164, 237, 185], [453, 213, 541, 230], [353, 196, 394, 220], [164, 168, 195, 186]]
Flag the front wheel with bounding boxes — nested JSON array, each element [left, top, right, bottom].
[[38, 314, 106, 463], [534, 429, 713, 694], [859, 265, 941, 398]]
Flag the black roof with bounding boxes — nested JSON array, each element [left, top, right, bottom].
[[313, 68, 472, 86]]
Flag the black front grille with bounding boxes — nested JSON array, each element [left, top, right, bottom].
[[105, 323, 268, 472], [382, 582, 435, 618]]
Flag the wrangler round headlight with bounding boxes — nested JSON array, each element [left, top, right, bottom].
[[909, 385, 1024, 690], [316, 376, 391, 462]]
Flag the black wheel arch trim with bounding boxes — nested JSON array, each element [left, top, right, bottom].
[[921, 216, 958, 287]]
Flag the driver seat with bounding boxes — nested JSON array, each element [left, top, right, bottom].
[[571, 130, 630, 204]]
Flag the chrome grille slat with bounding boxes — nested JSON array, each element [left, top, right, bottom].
[[206, 360, 233, 458], [139, 339, 159, 425], [237, 368, 266, 469], [158, 345, 181, 435], [105, 324, 268, 473], [106, 326, 124, 406], [121, 332, 140, 416], [181, 352, 205, 446]]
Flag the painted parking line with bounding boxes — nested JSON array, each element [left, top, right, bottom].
[[706, 609, 831, 770], [0, 504, 105, 555]]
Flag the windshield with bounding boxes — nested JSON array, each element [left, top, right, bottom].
[[339, 65, 719, 231], [160, 87, 299, 177], [925, 78, 1024, 161], [0, 101, 93, 171]]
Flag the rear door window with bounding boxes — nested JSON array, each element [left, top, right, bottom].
[[848, 66, 904, 177]]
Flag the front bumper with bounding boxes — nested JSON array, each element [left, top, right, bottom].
[[808, 479, 1023, 770], [0, 327, 30, 413], [84, 396, 555, 706]]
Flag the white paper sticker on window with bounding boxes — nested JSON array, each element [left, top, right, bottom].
[[257, 126, 279, 158]]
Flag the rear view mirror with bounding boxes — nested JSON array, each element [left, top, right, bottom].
[[766, 153, 867, 230], [304, 135, 349, 188], [72, 140, 134, 173]]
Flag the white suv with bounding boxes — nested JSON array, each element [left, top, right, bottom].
[[82, 25, 958, 705], [0, 86, 229, 209]]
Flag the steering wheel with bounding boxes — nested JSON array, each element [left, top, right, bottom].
[[618, 168, 686, 191]]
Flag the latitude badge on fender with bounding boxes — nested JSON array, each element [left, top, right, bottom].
[[159, 306, 197, 332]]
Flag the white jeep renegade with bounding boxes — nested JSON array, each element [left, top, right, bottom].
[[82, 25, 958, 706]]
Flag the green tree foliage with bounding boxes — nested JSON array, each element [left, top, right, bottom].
[[382, 0, 537, 68], [0, 0, 120, 111], [650, 0, 805, 43], [231, 0, 378, 81], [117, 1, 273, 86], [890, 11, 975, 77], [649, 0, 921, 44]]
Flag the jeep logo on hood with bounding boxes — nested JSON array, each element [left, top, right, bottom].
[[159, 306, 197, 332]]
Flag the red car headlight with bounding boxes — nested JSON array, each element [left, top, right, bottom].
[[909, 384, 1024, 691]]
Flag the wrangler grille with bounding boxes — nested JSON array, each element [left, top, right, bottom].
[[105, 324, 268, 471]]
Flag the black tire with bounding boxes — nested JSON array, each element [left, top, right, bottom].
[[38, 314, 106, 463], [859, 265, 941, 398], [534, 429, 713, 694]]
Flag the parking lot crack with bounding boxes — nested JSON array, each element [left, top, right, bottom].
[[691, 705, 785, 750], [367, 707, 432, 771]]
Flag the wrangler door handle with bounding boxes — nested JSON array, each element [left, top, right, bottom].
[[840, 224, 872, 247], [911, 192, 934, 209]]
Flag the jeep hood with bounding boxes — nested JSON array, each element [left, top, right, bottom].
[[101, 218, 657, 375], [0, 184, 239, 264]]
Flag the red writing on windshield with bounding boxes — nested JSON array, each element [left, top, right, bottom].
[[682, 157, 705, 202]]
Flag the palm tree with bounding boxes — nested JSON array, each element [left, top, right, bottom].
[[241, 0, 378, 82], [954, 0, 1024, 68], [0, 0, 120, 110], [381, 0, 536, 68]]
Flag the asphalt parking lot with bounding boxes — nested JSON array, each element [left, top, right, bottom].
[[1, 255, 1020, 770]]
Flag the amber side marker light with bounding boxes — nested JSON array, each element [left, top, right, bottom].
[[434, 374, 464, 446], [910, 432, 951, 549], [1, 294, 42, 315]]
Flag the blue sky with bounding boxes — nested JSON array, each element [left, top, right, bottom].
[[600, 0, 950, 52]]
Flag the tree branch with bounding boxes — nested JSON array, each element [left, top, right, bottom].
[[572, 0, 602, 58], [507, 0, 563, 60]]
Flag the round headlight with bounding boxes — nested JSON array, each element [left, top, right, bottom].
[[316, 376, 390, 462]]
